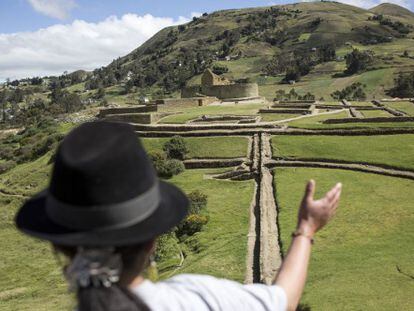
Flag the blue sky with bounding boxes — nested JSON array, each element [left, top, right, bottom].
[[0, 0, 412, 80]]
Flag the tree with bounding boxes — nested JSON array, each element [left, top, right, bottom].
[[285, 69, 301, 83], [288, 88, 298, 100], [212, 65, 228, 75], [387, 72, 414, 98], [275, 89, 287, 100], [96, 87, 105, 99], [331, 82, 367, 100], [317, 44, 336, 62], [187, 190, 208, 214], [163, 136, 189, 160], [345, 49, 374, 75]]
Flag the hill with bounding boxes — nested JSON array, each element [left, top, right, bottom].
[[1, 1, 414, 122], [80, 1, 414, 101], [370, 3, 414, 20]]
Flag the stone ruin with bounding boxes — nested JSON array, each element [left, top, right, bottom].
[[181, 69, 259, 100]]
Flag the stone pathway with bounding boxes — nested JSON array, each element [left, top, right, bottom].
[[258, 134, 282, 284]]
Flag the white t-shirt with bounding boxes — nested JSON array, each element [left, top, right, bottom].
[[132, 274, 287, 311]]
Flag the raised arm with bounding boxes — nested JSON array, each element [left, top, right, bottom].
[[275, 180, 342, 311]]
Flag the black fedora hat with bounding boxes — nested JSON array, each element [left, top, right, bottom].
[[15, 121, 188, 246]]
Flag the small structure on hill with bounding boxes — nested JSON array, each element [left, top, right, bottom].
[[182, 69, 259, 100]]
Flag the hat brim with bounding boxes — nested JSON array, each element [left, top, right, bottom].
[[15, 181, 188, 246]]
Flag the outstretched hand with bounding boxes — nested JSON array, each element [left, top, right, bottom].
[[297, 180, 342, 237]]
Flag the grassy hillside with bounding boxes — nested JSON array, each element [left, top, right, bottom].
[[275, 167, 414, 310], [0, 143, 254, 310], [105, 1, 414, 100], [2, 1, 413, 116]]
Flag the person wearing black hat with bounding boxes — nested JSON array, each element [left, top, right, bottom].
[[15, 121, 342, 311]]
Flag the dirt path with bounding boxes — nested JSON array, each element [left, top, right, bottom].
[[244, 134, 282, 284], [259, 134, 282, 284], [0, 189, 28, 199]]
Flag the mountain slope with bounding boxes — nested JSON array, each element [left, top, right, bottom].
[[81, 1, 413, 100], [370, 3, 414, 20]]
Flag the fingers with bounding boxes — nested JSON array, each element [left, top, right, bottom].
[[331, 184, 342, 209], [325, 182, 342, 203], [303, 179, 315, 202]]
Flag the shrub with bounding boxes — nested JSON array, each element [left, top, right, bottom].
[[188, 190, 208, 214], [212, 65, 229, 75], [163, 136, 188, 160], [0, 160, 16, 174], [155, 232, 180, 261], [162, 159, 185, 178], [388, 72, 414, 98], [149, 152, 185, 178], [331, 82, 367, 101], [0, 145, 14, 160], [176, 214, 209, 238], [344, 49, 374, 75]]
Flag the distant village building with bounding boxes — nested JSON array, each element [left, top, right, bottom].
[[139, 95, 150, 104]]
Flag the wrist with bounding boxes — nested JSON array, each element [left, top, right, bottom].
[[292, 227, 315, 244], [296, 222, 316, 238]]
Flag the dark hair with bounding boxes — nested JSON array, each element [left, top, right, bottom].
[[54, 244, 151, 311]]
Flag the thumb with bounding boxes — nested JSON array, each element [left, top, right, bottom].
[[303, 179, 315, 202]]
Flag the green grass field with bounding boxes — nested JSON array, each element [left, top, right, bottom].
[[0, 155, 254, 309], [259, 113, 301, 122], [141, 136, 249, 158], [285, 110, 350, 128], [382, 101, 414, 116], [285, 111, 414, 129], [163, 169, 254, 281], [271, 134, 414, 170], [360, 109, 393, 118], [275, 168, 414, 310], [158, 103, 266, 124], [0, 154, 73, 310]]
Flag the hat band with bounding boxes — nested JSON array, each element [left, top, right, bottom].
[[45, 182, 160, 230]]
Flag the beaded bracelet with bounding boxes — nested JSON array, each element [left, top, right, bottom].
[[291, 228, 314, 244]]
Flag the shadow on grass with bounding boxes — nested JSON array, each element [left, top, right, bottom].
[[297, 303, 312, 311]]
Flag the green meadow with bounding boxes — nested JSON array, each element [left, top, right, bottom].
[[158, 102, 266, 124], [275, 168, 414, 310], [0, 153, 254, 310], [271, 134, 414, 170], [141, 136, 249, 158]]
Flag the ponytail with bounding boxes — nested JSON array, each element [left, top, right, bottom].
[[53, 243, 152, 311], [77, 285, 149, 311]]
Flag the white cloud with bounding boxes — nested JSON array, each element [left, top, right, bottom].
[[0, 14, 190, 81], [301, 0, 412, 10], [28, 0, 77, 20]]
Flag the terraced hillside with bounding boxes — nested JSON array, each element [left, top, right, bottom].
[[103, 2, 414, 99], [1, 97, 413, 310], [1, 1, 414, 310]]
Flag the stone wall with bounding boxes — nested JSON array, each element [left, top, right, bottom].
[[181, 86, 202, 98], [98, 105, 157, 117], [201, 83, 259, 99], [201, 69, 231, 86], [102, 113, 161, 124], [154, 97, 218, 109], [323, 116, 414, 124]]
